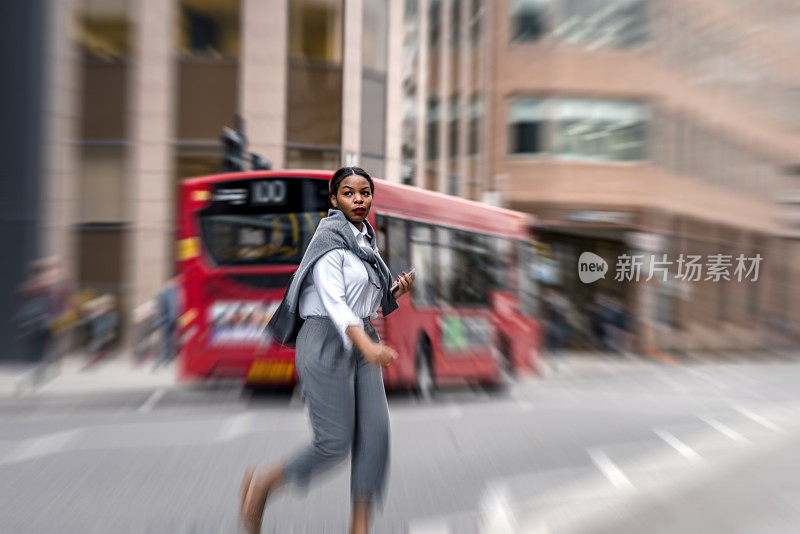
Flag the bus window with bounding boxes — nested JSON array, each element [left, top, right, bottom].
[[387, 217, 410, 279], [487, 237, 510, 291], [197, 177, 329, 266], [436, 226, 454, 305], [451, 229, 490, 307], [376, 214, 387, 253], [519, 240, 539, 317], [410, 222, 435, 307]]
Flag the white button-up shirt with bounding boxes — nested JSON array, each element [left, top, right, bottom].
[[298, 221, 383, 351]]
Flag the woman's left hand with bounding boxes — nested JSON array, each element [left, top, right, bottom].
[[392, 270, 416, 299]]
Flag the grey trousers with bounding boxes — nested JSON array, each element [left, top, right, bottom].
[[282, 316, 390, 506]]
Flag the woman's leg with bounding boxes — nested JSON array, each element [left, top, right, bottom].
[[241, 318, 356, 532], [350, 501, 370, 534], [349, 326, 390, 528], [281, 320, 357, 486], [241, 463, 284, 534]]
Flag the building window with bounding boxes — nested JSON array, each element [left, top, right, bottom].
[[178, 0, 241, 58], [429, 0, 441, 47], [451, 0, 461, 46], [469, 95, 482, 155], [288, 0, 343, 63], [362, 0, 388, 177], [555, 0, 647, 50], [509, 99, 546, 154], [79, 0, 132, 61], [402, 0, 419, 184], [510, 0, 551, 42], [285, 147, 341, 170], [447, 174, 459, 196], [509, 97, 648, 161], [449, 95, 460, 158], [552, 99, 647, 161], [286, 0, 344, 164], [405, 0, 418, 20], [401, 95, 417, 183], [79, 146, 127, 224], [470, 0, 483, 45], [363, 0, 388, 73], [427, 97, 440, 160]]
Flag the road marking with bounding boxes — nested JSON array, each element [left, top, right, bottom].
[[137, 388, 166, 413], [588, 449, 634, 490], [479, 482, 517, 533], [2, 429, 81, 464], [216, 412, 255, 442], [698, 415, 749, 443], [113, 395, 141, 419], [407, 518, 451, 534], [653, 428, 702, 461], [731, 405, 782, 432], [684, 367, 727, 388]]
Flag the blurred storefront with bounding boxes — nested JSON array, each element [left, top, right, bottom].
[[404, 0, 800, 353]]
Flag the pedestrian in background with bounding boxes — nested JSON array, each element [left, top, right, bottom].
[[591, 294, 610, 353], [43, 257, 75, 364], [543, 288, 568, 370], [606, 297, 630, 356], [239, 167, 415, 534], [85, 294, 118, 367], [15, 260, 56, 373], [132, 299, 157, 364], [16, 257, 79, 386], [152, 275, 183, 369]]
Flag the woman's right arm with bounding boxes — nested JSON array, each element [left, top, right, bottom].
[[312, 251, 396, 366], [345, 325, 396, 366]]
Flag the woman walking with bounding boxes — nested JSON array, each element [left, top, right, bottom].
[[240, 167, 415, 533]]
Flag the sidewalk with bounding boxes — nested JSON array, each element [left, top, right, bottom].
[[0, 352, 176, 398], [537, 347, 800, 378], [4, 348, 797, 400]]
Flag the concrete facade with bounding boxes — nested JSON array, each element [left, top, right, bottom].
[[406, 0, 800, 352], [36, 0, 399, 339]]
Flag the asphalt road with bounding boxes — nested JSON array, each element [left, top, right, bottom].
[[3, 352, 800, 533]]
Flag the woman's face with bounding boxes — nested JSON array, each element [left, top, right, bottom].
[[331, 174, 373, 225]]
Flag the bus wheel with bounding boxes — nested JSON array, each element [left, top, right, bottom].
[[415, 338, 436, 401]]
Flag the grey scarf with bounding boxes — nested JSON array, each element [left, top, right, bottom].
[[265, 208, 398, 348]]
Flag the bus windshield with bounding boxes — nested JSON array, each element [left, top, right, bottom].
[[198, 177, 330, 266]]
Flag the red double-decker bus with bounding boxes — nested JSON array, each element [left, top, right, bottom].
[[176, 170, 541, 395]]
